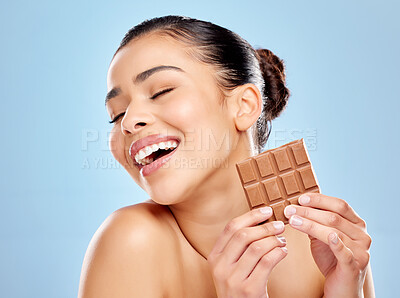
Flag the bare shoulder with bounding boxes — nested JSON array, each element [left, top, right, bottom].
[[78, 201, 176, 298]]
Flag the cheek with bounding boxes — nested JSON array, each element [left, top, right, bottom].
[[109, 125, 127, 166], [163, 92, 210, 133], [164, 95, 232, 154], [169, 100, 204, 126]]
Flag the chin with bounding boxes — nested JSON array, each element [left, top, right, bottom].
[[147, 178, 194, 206], [146, 186, 185, 206], [148, 194, 178, 206]]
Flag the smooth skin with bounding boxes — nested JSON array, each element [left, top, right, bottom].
[[78, 32, 375, 297]]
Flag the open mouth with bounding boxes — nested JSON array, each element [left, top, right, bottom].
[[129, 135, 181, 176], [132, 139, 180, 168], [134, 143, 179, 177], [136, 146, 178, 167]]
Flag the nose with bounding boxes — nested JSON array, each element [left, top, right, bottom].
[[120, 103, 155, 136]]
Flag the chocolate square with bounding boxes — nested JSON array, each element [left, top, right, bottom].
[[235, 139, 321, 224]]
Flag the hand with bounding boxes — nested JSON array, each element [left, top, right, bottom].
[[284, 193, 372, 298], [207, 207, 288, 298]]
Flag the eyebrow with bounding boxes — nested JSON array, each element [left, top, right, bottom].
[[105, 65, 184, 106]]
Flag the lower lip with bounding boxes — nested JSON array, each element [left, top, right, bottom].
[[136, 147, 178, 177]]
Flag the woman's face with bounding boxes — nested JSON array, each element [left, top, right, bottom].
[[106, 33, 239, 204]]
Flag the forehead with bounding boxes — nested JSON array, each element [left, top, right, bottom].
[[107, 34, 206, 86]]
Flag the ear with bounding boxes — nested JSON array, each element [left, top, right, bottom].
[[229, 83, 263, 131]]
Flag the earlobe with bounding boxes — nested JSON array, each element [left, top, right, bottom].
[[233, 84, 262, 131]]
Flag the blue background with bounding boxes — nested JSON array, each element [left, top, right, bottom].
[[1, 0, 398, 297]]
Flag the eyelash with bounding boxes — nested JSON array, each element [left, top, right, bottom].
[[108, 88, 174, 124]]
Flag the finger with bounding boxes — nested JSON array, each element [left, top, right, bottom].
[[327, 232, 358, 274], [233, 236, 286, 280], [290, 214, 369, 267], [245, 246, 288, 285], [222, 221, 285, 263], [288, 215, 353, 246], [284, 205, 363, 241], [210, 207, 273, 256], [297, 193, 362, 225]]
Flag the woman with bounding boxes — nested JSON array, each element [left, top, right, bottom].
[[78, 15, 375, 297]]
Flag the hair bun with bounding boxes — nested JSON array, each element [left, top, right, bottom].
[[255, 48, 290, 120]]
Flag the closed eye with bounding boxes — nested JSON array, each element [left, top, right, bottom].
[[108, 88, 175, 124], [109, 112, 125, 124], [150, 87, 174, 100]]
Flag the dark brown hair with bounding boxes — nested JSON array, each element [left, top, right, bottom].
[[113, 15, 290, 153]]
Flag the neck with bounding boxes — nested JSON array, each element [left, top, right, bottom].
[[167, 138, 253, 260]]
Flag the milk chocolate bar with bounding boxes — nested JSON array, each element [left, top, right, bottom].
[[235, 139, 320, 224]]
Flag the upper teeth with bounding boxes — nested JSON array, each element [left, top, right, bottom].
[[134, 141, 178, 165]]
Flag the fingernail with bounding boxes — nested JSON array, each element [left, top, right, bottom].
[[276, 236, 286, 243], [284, 205, 296, 217], [281, 246, 288, 253], [290, 215, 303, 226], [259, 207, 272, 215], [299, 195, 310, 205], [329, 232, 338, 244], [273, 221, 284, 230]]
